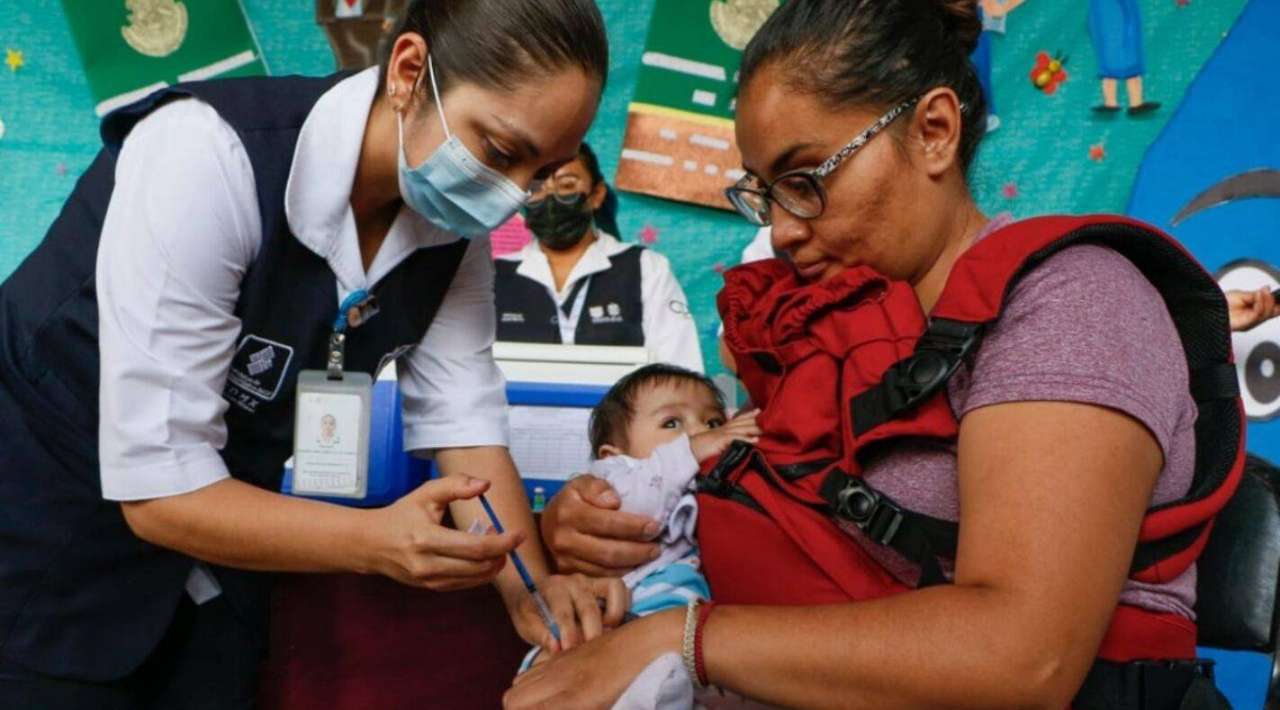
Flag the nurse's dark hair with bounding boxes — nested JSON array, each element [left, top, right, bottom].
[[380, 0, 609, 98], [739, 0, 987, 171], [577, 142, 621, 237], [589, 364, 726, 459]]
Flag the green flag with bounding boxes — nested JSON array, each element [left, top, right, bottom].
[[61, 0, 267, 116]]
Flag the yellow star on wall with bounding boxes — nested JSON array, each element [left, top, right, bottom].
[[5, 49, 24, 72]]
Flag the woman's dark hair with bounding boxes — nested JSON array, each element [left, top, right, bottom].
[[576, 142, 621, 237], [589, 364, 726, 457], [740, 0, 987, 171], [380, 0, 609, 99]]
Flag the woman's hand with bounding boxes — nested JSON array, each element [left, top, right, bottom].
[[541, 476, 662, 577], [1227, 287, 1280, 332], [507, 573, 631, 652], [690, 409, 761, 463], [365, 475, 524, 591], [504, 608, 684, 709]]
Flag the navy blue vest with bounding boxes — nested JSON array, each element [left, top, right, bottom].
[[0, 74, 468, 681], [494, 245, 645, 346]]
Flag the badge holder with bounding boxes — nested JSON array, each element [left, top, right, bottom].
[[291, 290, 378, 499]]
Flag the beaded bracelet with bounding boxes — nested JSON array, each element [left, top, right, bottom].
[[682, 600, 704, 687]]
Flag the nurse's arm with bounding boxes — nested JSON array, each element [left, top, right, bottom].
[[121, 474, 521, 589]]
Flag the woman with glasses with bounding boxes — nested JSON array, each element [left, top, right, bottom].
[[494, 143, 704, 372], [511, 1, 1227, 708]]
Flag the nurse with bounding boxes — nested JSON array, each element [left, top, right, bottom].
[[0, 0, 623, 707], [494, 144, 705, 372]]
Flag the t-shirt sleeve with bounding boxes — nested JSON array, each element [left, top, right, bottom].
[[956, 244, 1193, 458]]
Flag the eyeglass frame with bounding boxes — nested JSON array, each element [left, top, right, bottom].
[[724, 96, 921, 226], [526, 163, 599, 205]]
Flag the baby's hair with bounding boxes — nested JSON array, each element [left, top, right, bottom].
[[589, 364, 726, 459]]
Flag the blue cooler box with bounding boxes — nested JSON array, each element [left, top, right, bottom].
[[282, 380, 608, 508], [281, 379, 431, 507]]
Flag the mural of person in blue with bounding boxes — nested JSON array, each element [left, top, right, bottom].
[[972, 0, 1028, 133], [1087, 0, 1160, 114]]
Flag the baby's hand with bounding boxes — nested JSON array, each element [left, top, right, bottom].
[[690, 409, 762, 463]]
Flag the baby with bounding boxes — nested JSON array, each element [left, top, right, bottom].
[[521, 364, 760, 709]]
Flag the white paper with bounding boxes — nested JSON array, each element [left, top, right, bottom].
[[507, 405, 593, 481]]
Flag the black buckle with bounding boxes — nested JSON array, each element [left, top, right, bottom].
[[701, 440, 754, 495], [832, 478, 904, 545], [878, 319, 981, 414]]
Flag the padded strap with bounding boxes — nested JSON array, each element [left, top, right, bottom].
[[1189, 363, 1240, 402]]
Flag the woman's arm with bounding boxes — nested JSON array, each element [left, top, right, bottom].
[[698, 400, 1161, 708], [506, 399, 1162, 709], [123, 474, 519, 589]]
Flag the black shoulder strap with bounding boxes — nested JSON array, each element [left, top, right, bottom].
[[850, 319, 983, 436]]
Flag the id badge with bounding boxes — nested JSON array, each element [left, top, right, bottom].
[[292, 370, 372, 498]]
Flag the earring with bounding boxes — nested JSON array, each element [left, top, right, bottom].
[[387, 84, 397, 98]]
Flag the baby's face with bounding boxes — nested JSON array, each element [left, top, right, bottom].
[[615, 380, 726, 459]]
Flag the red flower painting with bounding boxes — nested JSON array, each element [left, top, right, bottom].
[[1030, 51, 1069, 94]]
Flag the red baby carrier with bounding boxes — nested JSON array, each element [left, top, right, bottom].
[[699, 216, 1243, 708]]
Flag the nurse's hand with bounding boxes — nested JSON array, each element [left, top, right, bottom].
[[511, 573, 630, 652], [368, 475, 524, 591], [541, 476, 661, 577]]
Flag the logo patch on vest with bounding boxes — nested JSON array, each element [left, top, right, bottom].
[[501, 312, 525, 323], [589, 302, 625, 324], [224, 335, 294, 413]]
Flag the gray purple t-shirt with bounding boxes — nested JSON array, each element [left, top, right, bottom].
[[857, 216, 1199, 618]]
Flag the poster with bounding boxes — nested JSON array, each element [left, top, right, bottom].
[[615, 0, 782, 210], [61, 0, 267, 116]]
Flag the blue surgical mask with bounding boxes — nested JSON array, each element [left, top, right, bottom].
[[397, 55, 528, 238]]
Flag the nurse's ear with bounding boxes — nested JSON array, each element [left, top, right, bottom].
[[596, 443, 624, 459], [587, 179, 608, 212], [385, 32, 429, 112]]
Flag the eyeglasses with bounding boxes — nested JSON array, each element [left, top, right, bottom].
[[725, 97, 920, 226], [529, 173, 587, 202]]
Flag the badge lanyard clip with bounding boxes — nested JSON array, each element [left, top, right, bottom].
[[328, 289, 378, 380]]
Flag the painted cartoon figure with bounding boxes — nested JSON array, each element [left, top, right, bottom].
[[1087, 0, 1160, 114], [972, 0, 1028, 133]]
